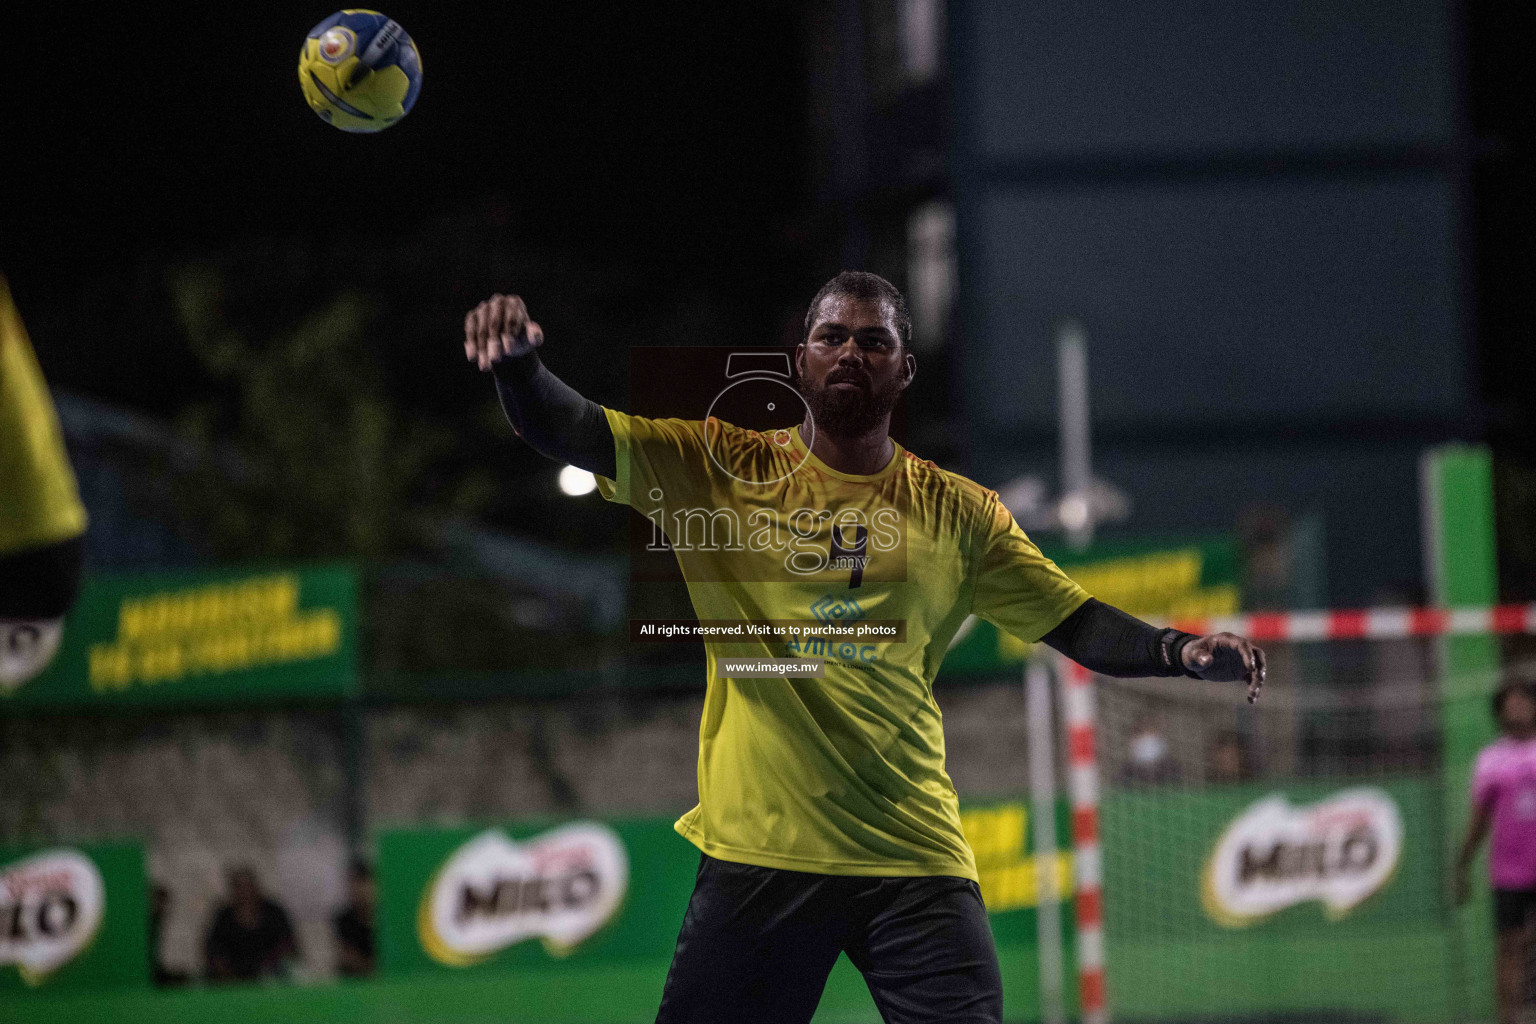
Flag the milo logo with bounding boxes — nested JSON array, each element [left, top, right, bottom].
[[1202, 788, 1402, 927], [418, 823, 628, 966], [0, 849, 105, 984]]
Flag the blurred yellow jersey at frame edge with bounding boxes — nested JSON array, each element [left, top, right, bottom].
[[0, 274, 88, 556]]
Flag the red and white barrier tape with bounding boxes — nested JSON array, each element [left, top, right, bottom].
[[1059, 655, 1107, 1024], [1164, 603, 1536, 642]]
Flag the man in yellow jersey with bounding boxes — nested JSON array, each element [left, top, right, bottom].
[[465, 272, 1265, 1024], [0, 274, 88, 692]]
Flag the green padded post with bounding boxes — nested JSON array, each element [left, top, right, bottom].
[[1423, 444, 1499, 1021]]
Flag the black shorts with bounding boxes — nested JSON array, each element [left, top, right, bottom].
[[655, 853, 1003, 1024], [1494, 888, 1536, 931]]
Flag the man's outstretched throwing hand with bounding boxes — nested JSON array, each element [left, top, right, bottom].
[[464, 293, 544, 371], [1182, 632, 1267, 703]]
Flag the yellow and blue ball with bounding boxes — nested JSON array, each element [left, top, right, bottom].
[[298, 10, 422, 133]]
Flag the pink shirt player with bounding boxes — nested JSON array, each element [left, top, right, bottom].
[[1472, 736, 1536, 890]]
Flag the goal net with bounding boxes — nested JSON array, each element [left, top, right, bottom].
[[1082, 621, 1534, 1024]]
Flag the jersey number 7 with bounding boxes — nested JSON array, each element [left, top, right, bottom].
[[830, 526, 868, 589]]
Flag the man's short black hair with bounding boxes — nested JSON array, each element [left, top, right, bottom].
[[804, 271, 911, 348]]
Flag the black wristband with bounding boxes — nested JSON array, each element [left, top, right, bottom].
[[1157, 628, 1200, 677]]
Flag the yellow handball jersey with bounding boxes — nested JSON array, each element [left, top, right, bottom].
[[598, 410, 1089, 881], [0, 275, 88, 557]]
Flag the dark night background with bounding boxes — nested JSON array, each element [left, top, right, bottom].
[[2, 2, 813, 383], [1, 0, 1533, 601], [2, 4, 821, 580]]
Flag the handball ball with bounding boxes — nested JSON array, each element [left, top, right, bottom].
[[298, 10, 422, 133]]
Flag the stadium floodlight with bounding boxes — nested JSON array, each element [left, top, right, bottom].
[[997, 321, 1131, 542], [998, 476, 1130, 535], [558, 465, 597, 497]]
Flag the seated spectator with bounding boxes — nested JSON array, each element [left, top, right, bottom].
[[204, 865, 299, 983], [333, 858, 377, 978], [149, 884, 189, 987], [1207, 729, 1254, 784]]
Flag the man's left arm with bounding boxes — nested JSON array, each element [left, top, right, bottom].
[[1039, 598, 1266, 703], [969, 495, 1264, 702]]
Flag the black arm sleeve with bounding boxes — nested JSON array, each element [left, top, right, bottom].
[[0, 534, 83, 618], [491, 352, 617, 479], [1038, 597, 1200, 678]]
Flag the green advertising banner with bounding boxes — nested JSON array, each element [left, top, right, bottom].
[[0, 843, 148, 992], [0, 781, 1463, 1023], [944, 536, 1241, 674], [378, 799, 1075, 1020], [1102, 775, 1457, 1023], [380, 817, 693, 973], [0, 563, 358, 711]]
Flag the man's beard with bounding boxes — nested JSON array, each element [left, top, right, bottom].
[[799, 370, 905, 439]]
